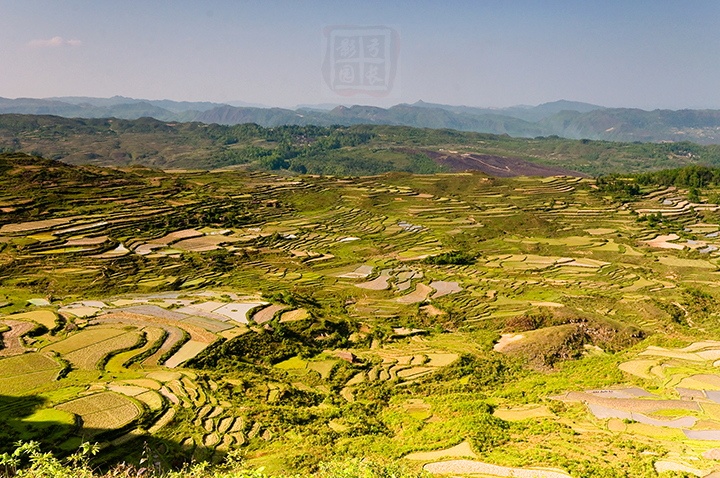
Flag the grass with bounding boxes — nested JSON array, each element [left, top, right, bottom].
[[21, 408, 76, 428], [275, 356, 308, 370]]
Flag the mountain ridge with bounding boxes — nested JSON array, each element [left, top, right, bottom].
[[3, 96, 720, 144]]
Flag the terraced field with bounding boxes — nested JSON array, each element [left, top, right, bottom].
[[7, 154, 720, 476], [0, 353, 61, 394]]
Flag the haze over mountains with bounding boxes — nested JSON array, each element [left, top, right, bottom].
[[3, 95, 720, 144]]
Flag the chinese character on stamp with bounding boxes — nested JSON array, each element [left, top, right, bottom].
[[322, 25, 400, 98]]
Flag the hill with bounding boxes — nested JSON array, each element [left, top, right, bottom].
[[3, 114, 720, 176], [540, 107, 720, 143], [198, 103, 720, 144], [4, 97, 720, 144], [0, 97, 195, 122], [410, 99, 606, 122]]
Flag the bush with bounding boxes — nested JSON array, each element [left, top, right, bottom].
[[423, 250, 475, 265], [0, 442, 429, 478], [317, 458, 429, 478]]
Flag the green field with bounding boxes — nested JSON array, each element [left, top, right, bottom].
[[6, 152, 720, 476]]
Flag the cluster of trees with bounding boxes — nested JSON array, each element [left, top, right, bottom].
[[594, 174, 641, 197], [424, 250, 476, 265], [596, 165, 720, 200], [203, 124, 377, 172], [635, 164, 720, 188]]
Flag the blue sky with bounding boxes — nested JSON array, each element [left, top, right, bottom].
[[1, 0, 719, 109]]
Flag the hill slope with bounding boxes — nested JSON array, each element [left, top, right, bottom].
[[3, 114, 720, 176]]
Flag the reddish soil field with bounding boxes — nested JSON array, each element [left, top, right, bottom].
[[417, 149, 589, 177]]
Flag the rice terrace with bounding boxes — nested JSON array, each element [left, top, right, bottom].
[[7, 134, 720, 478]]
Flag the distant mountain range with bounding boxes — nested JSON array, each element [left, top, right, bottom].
[[3, 95, 720, 144]]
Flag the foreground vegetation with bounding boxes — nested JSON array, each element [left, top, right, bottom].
[[1, 442, 426, 478], [6, 152, 720, 476]]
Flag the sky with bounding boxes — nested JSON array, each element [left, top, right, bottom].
[[1, 0, 719, 110]]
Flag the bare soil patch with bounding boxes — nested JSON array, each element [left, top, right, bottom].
[[0, 320, 35, 356], [418, 149, 588, 178], [397, 283, 433, 304]]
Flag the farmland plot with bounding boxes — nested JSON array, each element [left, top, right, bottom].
[[12, 156, 720, 472], [279, 308, 309, 323], [105, 326, 167, 371], [44, 328, 127, 355], [397, 284, 433, 304], [0, 217, 74, 234], [251, 304, 287, 324], [429, 281, 462, 298], [60, 329, 142, 370], [0, 320, 36, 355], [2, 310, 58, 330], [93, 316, 183, 367], [356, 270, 392, 290], [337, 265, 373, 279], [424, 460, 572, 478], [0, 353, 60, 394], [55, 392, 141, 435], [212, 303, 267, 324], [181, 316, 235, 333], [164, 340, 210, 368]]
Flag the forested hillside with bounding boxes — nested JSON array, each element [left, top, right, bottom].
[[2, 114, 720, 176]]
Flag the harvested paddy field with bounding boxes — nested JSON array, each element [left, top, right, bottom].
[[2, 310, 58, 329], [55, 392, 141, 435], [278, 308, 308, 322], [251, 304, 287, 324], [493, 405, 553, 421], [64, 330, 141, 369], [0, 353, 60, 394], [164, 340, 210, 368], [396, 283, 433, 304], [44, 328, 128, 355]]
